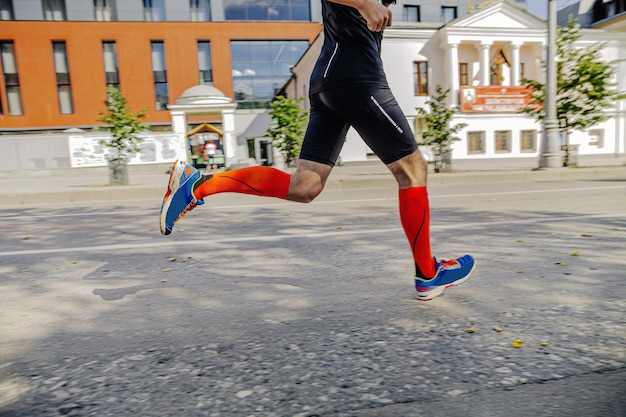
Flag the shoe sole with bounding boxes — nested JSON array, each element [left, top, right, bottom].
[[416, 260, 477, 301], [159, 160, 183, 235]]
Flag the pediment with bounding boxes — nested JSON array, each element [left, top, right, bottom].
[[448, 0, 545, 30]]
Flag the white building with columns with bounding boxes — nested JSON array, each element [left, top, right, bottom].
[[285, 0, 626, 169]]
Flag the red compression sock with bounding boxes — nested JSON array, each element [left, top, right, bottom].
[[193, 166, 291, 200], [398, 186, 437, 279]]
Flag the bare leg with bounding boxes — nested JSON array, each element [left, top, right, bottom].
[[386, 149, 428, 189], [287, 159, 333, 203]]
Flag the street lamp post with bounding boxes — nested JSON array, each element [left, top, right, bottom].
[[539, 0, 562, 168]]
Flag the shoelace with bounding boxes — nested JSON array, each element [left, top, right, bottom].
[[438, 259, 459, 269]]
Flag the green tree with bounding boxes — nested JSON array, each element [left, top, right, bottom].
[[267, 95, 309, 168], [95, 86, 149, 185], [96, 86, 148, 160], [522, 20, 626, 166], [416, 84, 467, 173]]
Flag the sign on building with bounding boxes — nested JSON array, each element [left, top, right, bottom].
[[460, 86, 533, 113]]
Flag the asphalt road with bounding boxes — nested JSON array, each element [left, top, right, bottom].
[[1, 176, 625, 417]]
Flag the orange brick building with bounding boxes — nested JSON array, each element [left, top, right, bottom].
[[0, 20, 321, 131]]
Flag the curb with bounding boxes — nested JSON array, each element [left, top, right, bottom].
[[0, 166, 624, 206]]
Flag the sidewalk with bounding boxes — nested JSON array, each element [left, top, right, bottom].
[[0, 162, 624, 206]]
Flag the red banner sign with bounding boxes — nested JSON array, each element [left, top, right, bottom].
[[459, 86, 533, 113]]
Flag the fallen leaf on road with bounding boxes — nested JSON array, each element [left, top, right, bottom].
[[163, 268, 172, 272], [512, 340, 523, 348], [517, 270, 524, 274], [516, 239, 524, 243], [167, 257, 176, 262], [540, 342, 550, 347], [464, 327, 475, 333], [493, 327, 503, 333], [555, 261, 568, 266], [571, 251, 579, 256]]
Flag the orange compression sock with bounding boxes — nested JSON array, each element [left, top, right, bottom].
[[398, 186, 437, 279], [193, 166, 291, 200]]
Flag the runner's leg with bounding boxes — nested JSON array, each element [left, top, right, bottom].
[[316, 84, 437, 279], [387, 150, 437, 279]]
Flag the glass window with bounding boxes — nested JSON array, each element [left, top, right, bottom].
[[151, 41, 168, 110], [520, 130, 536, 152], [43, 0, 67, 21], [442, 6, 457, 23], [0, 41, 22, 115], [190, 0, 210, 21], [413, 61, 428, 95], [197, 40, 212, 84], [0, 0, 14, 20], [230, 39, 309, 109], [52, 41, 73, 114], [468, 131, 485, 154], [459, 62, 468, 86], [224, 0, 310, 21], [495, 130, 511, 153], [606, 1, 616, 16], [403, 5, 420, 22], [102, 41, 120, 89], [143, 0, 165, 21], [94, 0, 117, 21]]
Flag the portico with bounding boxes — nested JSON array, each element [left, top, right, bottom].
[[168, 85, 239, 168]]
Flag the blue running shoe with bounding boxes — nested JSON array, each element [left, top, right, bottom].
[[159, 160, 205, 235], [415, 255, 475, 301]]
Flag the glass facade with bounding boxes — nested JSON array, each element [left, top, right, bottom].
[[230, 39, 309, 108], [224, 0, 310, 21]]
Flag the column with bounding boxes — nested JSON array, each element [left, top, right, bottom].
[[479, 41, 492, 86], [221, 109, 237, 167], [170, 110, 187, 137], [447, 43, 460, 106], [511, 42, 521, 86]]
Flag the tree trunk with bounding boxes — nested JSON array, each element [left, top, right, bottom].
[[561, 132, 579, 167], [433, 146, 452, 173], [108, 157, 129, 185]]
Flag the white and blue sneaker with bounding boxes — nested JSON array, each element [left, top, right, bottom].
[[159, 160, 204, 235], [415, 255, 476, 300]]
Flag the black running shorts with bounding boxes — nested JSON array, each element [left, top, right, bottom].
[[299, 83, 418, 167]]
